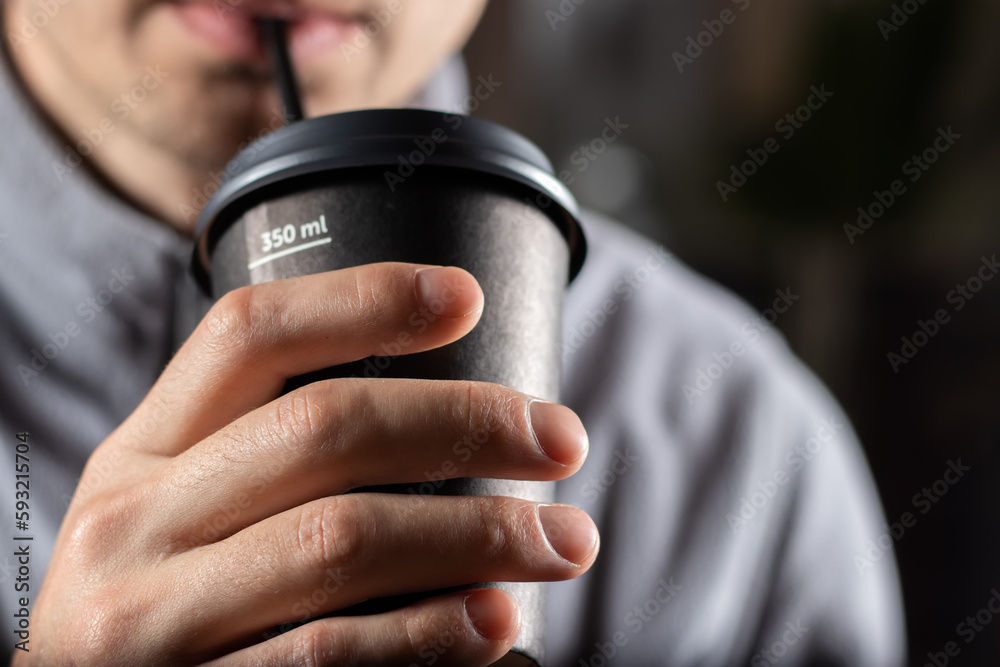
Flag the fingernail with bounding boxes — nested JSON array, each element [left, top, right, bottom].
[[464, 589, 519, 641], [528, 400, 589, 465], [538, 505, 599, 565], [415, 267, 483, 317]]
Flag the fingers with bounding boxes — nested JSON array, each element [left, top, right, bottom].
[[204, 589, 520, 667], [117, 263, 484, 456], [149, 378, 588, 546], [166, 494, 598, 651]]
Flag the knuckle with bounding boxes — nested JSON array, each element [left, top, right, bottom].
[[402, 610, 444, 659], [473, 497, 534, 561], [375, 261, 420, 302], [68, 595, 147, 662], [63, 489, 145, 564], [93, 594, 161, 658], [294, 498, 365, 570], [289, 621, 346, 667], [455, 381, 520, 443], [340, 265, 392, 329], [399, 601, 474, 661], [200, 285, 273, 357], [268, 383, 331, 453], [341, 263, 416, 329], [271, 379, 370, 473]]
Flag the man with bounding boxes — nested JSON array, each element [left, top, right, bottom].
[[0, 0, 905, 664]]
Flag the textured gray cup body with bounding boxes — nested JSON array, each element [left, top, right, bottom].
[[196, 111, 586, 666]]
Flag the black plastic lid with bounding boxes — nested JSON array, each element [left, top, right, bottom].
[[194, 108, 587, 282]]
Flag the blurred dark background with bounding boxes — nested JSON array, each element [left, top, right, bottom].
[[465, 0, 1000, 664]]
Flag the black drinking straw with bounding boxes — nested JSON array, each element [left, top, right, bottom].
[[258, 19, 304, 124]]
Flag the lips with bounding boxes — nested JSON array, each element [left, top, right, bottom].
[[169, 1, 363, 63]]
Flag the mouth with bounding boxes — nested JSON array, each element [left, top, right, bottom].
[[168, 1, 365, 64]]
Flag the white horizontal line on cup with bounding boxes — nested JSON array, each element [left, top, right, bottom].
[[247, 237, 334, 270]]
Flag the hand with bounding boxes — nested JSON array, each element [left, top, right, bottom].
[[19, 263, 598, 666]]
